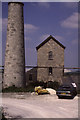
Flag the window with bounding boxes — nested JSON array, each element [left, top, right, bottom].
[[49, 67, 52, 75], [48, 51, 53, 60], [29, 74, 32, 81]]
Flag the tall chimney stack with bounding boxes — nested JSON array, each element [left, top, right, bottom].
[[3, 2, 25, 88]]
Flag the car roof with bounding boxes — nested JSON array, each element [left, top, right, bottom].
[[59, 84, 72, 88]]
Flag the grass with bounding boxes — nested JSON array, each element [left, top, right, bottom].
[[2, 85, 34, 93], [2, 81, 60, 93]]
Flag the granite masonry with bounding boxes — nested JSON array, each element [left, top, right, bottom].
[[3, 2, 25, 88], [36, 35, 65, 84]]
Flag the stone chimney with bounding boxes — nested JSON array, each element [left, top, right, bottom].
[[3, 2, 25, 88]]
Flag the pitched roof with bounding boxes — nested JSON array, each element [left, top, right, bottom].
[[36, 35, 66, 50]]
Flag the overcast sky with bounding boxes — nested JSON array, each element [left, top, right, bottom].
[[2, 2, 78, 67]]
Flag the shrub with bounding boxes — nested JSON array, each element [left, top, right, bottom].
[[47, 81, 60, 90], [2, 81, 60, 93], [2, 85, 34, 93], [28, 81, 60, 90], [28, 81, 47, 89]]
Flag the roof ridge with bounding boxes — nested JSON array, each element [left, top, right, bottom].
[[36, 35, 66, 50]]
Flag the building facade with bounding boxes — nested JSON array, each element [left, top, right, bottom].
[[25, 68, 37, 85], [36, 35, 65, 84]]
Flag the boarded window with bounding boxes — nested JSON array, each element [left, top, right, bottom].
[[49, 67, 52, 75], [48, 51, 53, 60]]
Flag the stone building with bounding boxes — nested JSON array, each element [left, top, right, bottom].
[[36, 35, 65, 84], [26, 35, 65, 84]]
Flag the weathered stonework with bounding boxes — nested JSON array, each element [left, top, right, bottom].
[[3, 2, 25, 88], [37, 36, 65, 84], [63, 72, 80, 90], [25, 68, 37, 85]]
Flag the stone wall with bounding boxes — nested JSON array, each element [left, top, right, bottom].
[[37, 38, 64, 83], [25, 68, 37, 85], [63, 72, 80, 90], [25, 69, 80, 90]]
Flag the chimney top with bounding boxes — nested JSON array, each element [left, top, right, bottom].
[[8, 2, 24, 6]]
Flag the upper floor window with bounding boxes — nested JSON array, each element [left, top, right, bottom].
[[48, 51, 53, 60]]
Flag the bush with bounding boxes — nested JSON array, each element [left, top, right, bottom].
[[29, 81, 47, 89], [28, 81, 60, 90], [47, 81, 60, 90], [2, 81, 60, 93]]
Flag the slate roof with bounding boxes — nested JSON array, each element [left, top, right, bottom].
[[36, 35, 66, 50]]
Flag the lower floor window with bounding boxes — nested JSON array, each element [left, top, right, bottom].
[[49, 67, 52, 75], [29, 74, 32, 81]]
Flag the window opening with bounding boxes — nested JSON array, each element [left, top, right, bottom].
[[48, 51, 53, 60]]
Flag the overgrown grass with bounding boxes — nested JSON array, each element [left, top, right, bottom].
[[2, 81, 60, 93], [2, 85, 34, 93]]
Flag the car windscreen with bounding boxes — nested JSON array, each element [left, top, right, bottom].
[[58, 86, 71, 91]]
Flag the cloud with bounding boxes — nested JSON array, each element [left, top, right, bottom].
[[40, 34, 64, 42], [72, 40, 78, 45], [25, 48, 37, 66], [2, 18, 8, 31], [54, 35, 64, 41], [37, 2, 50, 8], [2, 19, 39, 34], [24, 36, 32, 41], [40, 34, 50, 41], [24, 24, 39, 33], [64, 2, 78, 8], [2, 18, 7, 24], [61, 12, 78, 29], [0, 18, 7, 32], [31, 2, 50, 8]]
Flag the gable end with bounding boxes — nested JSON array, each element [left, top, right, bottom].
[[36, 35, 66, 50]]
